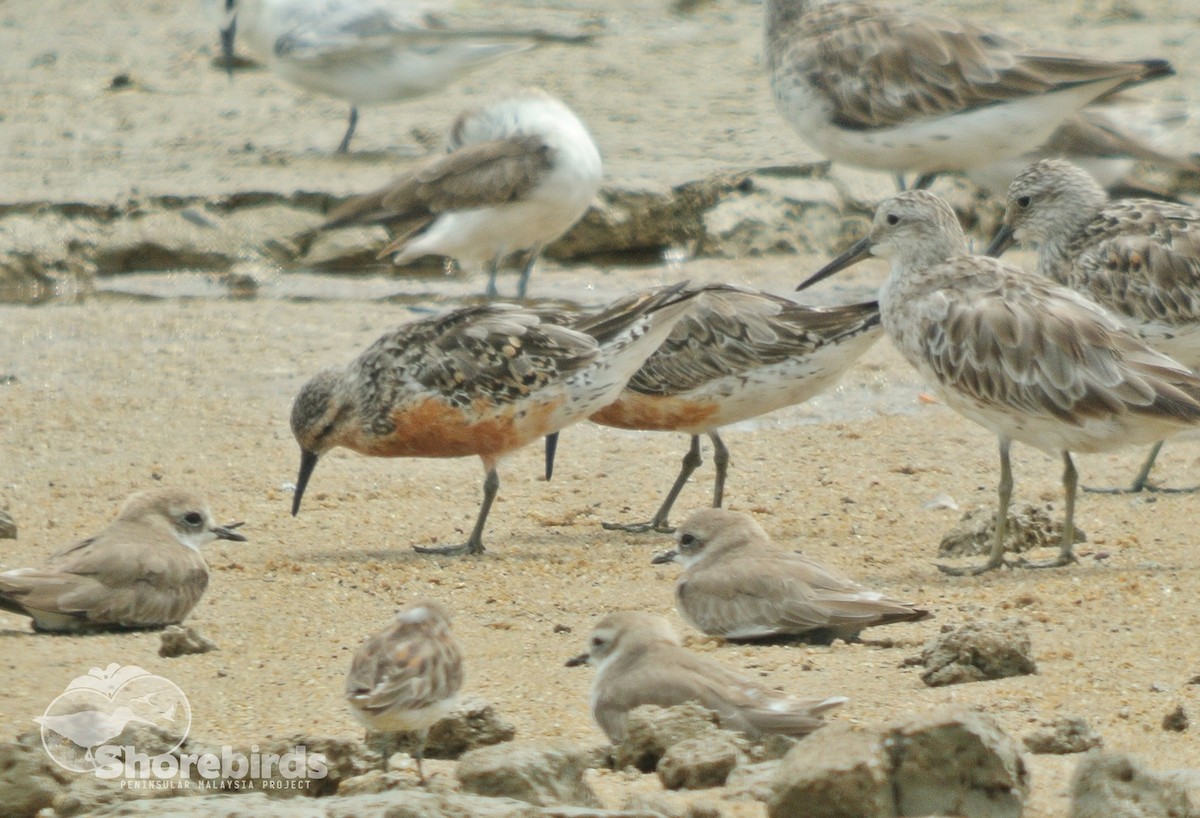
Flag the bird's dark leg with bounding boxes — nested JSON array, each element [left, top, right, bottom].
[[414, 469, 497, 555], [603, 435, 702, 534]]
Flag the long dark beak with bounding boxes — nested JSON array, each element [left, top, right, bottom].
[[292, 450, 319, 516], [220, 19, 237, 78], [565, 652, 590, 667], [214, 521, 247, 542], [650, 549, 678, 565], [544, 432, 559, 481], [985, 223, 1015, 258], [796, 235, 873, 292]]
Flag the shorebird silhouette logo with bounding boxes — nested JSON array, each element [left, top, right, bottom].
[[38, 663, 191, 773]]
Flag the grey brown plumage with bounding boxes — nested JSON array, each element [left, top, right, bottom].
[[566, 610, 845, 743], [653, 509, 928, 641], [798, 190, 1200, 573], [766, 0, 1174, 184], [0, 489, 245, 632]]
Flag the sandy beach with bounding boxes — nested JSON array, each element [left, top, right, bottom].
[[4, 0, 1200, 815]]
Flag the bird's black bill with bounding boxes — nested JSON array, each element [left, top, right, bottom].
[[220, 21, 238, 78], [985, 223, 1016, 258], [292, 450, 319, 516], [796, 236, 873, 292], [564, 652, 590, 667], [545, 432, 559, 481], [214, 521, 247, 542], [650, 549, 677, 565]]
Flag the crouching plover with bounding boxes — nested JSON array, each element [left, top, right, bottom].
[[566, 610, 845, 742], [211, 0, 592, 153], [346, 600, 464, 779], [988, 158, 1200, 492], [581, 284, 881, 532], [289, 285, 696, 555], [798, 190, 1200, 575], [323, 89, 602, 299], [765, 0, 1174, 189], [653, 509, 928, 642], [0, 489, 245, 632]]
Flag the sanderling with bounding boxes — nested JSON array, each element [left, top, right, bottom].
[[987, 158, 1200, 492], [798, 190, 1200, 574], [345, 600, 464, 779], [565, 610, 845, 742], [0, 489, 245, 632], [576, 284, 881, 532], [652, 509, 928, 642], [765, 0, 1174, 189], [289, 285, 696, 556], [211, 0, 592, 153], [323, 89, 602, 299]]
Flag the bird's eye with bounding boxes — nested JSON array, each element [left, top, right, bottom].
[[886, 213, 900, 226], [183, 512, 204, 527], [1016, 196, 1032, 208], [591, 636, 604, 648], [679, 533, 696, 546]]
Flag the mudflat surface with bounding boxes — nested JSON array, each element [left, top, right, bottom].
[[3, 1, 1200, 816]]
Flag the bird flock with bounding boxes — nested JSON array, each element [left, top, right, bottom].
[[5, 0, 1200, 780]]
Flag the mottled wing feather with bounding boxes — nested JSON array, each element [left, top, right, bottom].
[[622, 285, 880, 395], [346, 619, 463, 715], [358, 304, 600, 415], [1068, 202, 1200, 327], [919, 261, 1200, 423], [781, 5, 1156, 131]]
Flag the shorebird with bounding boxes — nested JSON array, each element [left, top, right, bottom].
[[987, 158, 1200, 492], [323, 89, 603, 299], [289, 285, 696, 556], [346, 600, 464, 779], [211, 0, 593, 153], [764, 0, 1174, 189], [35, 707, 159, 762], [797, 190, 1200, 575], [0, 489, 245, 632], [565, 610, 846, 742], [652, 509, 928, 642], [966, 104, 1200, 201], [575, 284, 882, 532]]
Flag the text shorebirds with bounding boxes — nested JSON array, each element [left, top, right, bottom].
[[652, 509, 928, 642], [797, 190, 1200, 575], [580, 284, 881, 532], [565, 610, 845, 742], [346, 600, 464, 779], [323, 89, 603, 299], [289, 285, 696, 556], [764, 0, 1174, 189], [211, 0, 592, 153], [0, 489, 246, 632], [986, 158, 1200, 492]]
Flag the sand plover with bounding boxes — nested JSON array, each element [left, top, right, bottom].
[[212, 0, 592, 153], [798, 190, 1200, 574], [323, 89, 603, 299], [346, 600, 464, 779], [986, 158, 1200, 492], [652, 509, 928, 642], [566, 610, 845, 742], [579, 284, 881, 532], [765, 0, 1174, 189], [0, 489, 245, 632], [289, 285, 696, 556]]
